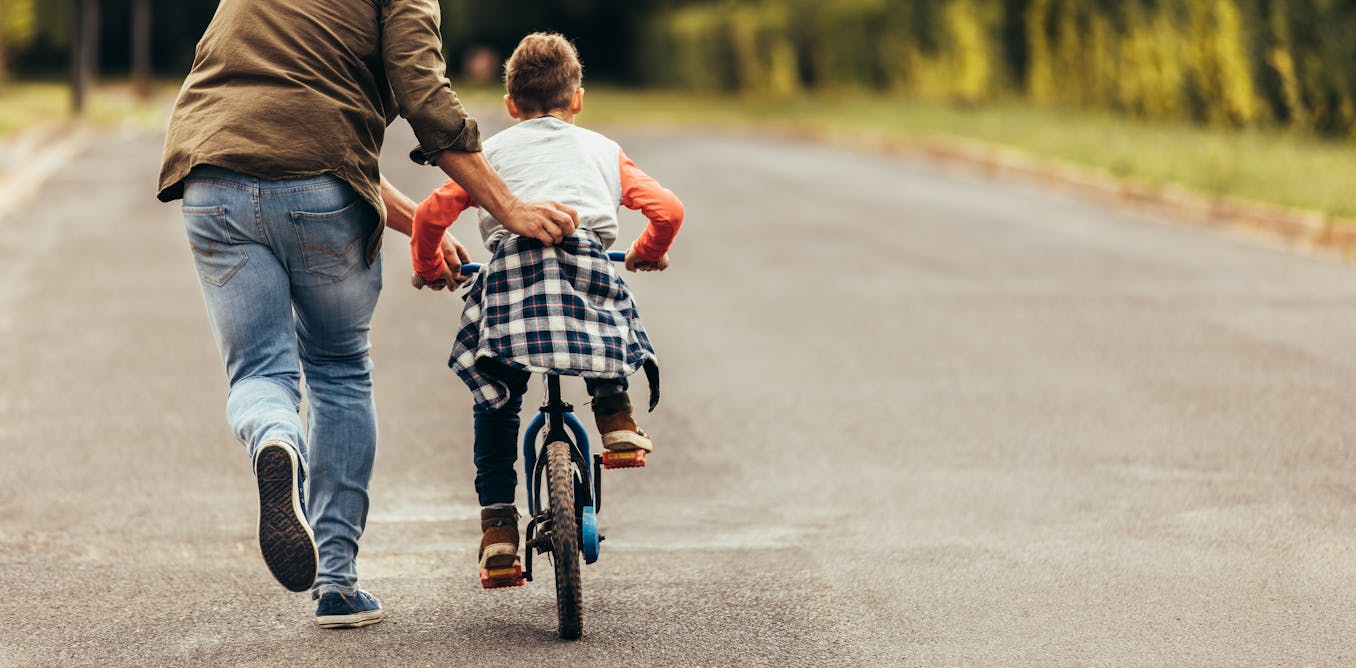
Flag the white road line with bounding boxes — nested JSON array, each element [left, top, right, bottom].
[[0, 125, 94, 218]]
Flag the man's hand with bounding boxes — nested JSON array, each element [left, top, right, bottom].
[[412, 231, 473, 291], [434, 151, 580, 246], [502, 199, 579, 246], [624, 248, 670, 272]]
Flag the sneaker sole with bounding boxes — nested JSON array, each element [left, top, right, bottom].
[[316, 608, 385, 629], [256, 443, 318, 593], [601, 430, 653, 453]]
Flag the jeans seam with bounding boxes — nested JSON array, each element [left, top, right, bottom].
[[187, 210, 249, 287], [253, 191, 269, 245], [184, 176, 258, 195], [262, 180, 347, 195]]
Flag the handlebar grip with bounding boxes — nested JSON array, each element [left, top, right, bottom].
[[459, 250, 628, 275]]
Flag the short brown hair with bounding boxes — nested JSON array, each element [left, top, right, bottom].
[[504, 33, 583, 115]]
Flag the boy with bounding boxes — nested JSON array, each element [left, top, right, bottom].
[[409, 33, 684, 586]]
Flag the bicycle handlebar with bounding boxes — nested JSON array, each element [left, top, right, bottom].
[[458, 250, 627, 275]]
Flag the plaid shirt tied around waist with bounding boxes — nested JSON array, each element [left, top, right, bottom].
[[451, 233, 659, 410]]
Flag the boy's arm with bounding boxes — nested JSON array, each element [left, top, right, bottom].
[[411, 179, 476, 283], [384, 175, 471, 289], [619, 149, 685, 263]]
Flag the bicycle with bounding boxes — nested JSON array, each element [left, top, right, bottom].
[[459, 249, 641, 639]]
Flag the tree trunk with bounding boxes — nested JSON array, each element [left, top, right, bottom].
[[71, 0, 99, 114], [132, 0, 151, 99], [87, 0, 100, 84], [71, 2, 87, 114]]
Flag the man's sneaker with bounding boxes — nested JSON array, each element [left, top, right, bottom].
[[479, 506, 524, 588], [592, 389, 652, 469], [254, 441, 318, 593], [315, 590, 384, 629]]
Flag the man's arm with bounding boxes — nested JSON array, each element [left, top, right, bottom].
[[382, 0, 480, 160], [381, 175, 417, 236], [382, 0, 579, 245], [433, 150, 578, 246]]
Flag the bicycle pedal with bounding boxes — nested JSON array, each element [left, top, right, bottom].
[[480, 565, 525, 589], [601, 449, 646, 469]]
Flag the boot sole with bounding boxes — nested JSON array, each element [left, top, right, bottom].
[[256, 443, 318, 593], [601, 430, 653, 453]]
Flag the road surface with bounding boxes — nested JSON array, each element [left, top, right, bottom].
[[1, 112, 1355, 666]]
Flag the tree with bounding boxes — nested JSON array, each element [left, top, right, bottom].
[[131, 0, 150, 98], [71, 0, 96, 113], [0, 0, 37, 79]]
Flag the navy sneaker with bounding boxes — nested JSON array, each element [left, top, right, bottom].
[[254, 441, 318, 593], [316, 590, 385, 629]]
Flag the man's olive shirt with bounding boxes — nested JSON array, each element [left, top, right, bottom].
[[158, 0, 480, 264]]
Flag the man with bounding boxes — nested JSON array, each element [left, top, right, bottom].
[[158, 0, 578, 628]]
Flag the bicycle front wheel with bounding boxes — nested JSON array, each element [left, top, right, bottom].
[[545, 440, 583, 639]]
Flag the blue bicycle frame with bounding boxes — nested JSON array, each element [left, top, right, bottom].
[[522, 375, 602, 564]]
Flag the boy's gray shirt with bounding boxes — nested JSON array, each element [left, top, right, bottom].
[[479, 116, 623, 251]]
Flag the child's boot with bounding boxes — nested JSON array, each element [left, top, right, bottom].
[[593, 387, 652, 468], [478, 506, 524, 588]]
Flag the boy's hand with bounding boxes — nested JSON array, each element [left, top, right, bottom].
[[440, 231, 472, 284], [412, 232, 472, 291], [624, 248, 670, 272], [411, 271, 447, 290]]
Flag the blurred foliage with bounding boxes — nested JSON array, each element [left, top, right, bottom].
[[14, 0, 219, 76], [6, 0, 657, 82], [0, 0, 36, 76], [549, 86, 1356, 218], [648, 0, 1356, 137], [5, 0, 1356, 137]]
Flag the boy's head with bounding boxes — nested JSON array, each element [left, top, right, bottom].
[[504, 32, 584, 120]]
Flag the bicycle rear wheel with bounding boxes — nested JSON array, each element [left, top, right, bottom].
[[545, 440, 583, 639]]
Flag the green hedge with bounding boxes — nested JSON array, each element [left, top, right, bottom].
[[645, 0, 1356, 136]]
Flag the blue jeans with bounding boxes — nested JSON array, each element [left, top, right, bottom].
[[473, 364, 626, 507], [182, 166, 381, 598]]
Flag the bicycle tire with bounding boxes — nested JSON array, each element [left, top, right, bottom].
[[546, 440, 583, 639]]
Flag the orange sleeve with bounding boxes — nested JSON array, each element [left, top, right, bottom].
[[411, 179, 476, 282], [619, 149, 684, 263]]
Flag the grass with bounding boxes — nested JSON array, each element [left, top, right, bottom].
[[0, 80, 174, 137], [462, 87, 1356, 221]]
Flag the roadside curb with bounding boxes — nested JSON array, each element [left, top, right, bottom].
[[0, 123, 95, 219], [827, 130, 1356, 258]]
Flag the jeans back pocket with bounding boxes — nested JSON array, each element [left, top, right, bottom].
[[290, 200, 368, 281], [184, 205, 248, 287]]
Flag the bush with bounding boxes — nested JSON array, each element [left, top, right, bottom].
[[646, 0, 1356, 137]]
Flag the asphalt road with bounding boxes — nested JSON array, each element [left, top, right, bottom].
[[2, 111, 1356, 666]]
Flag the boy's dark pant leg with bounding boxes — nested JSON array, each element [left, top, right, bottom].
[[586, 376, 630, 416], [584, 376, 628, 399], [472, 366, 531, 507]]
